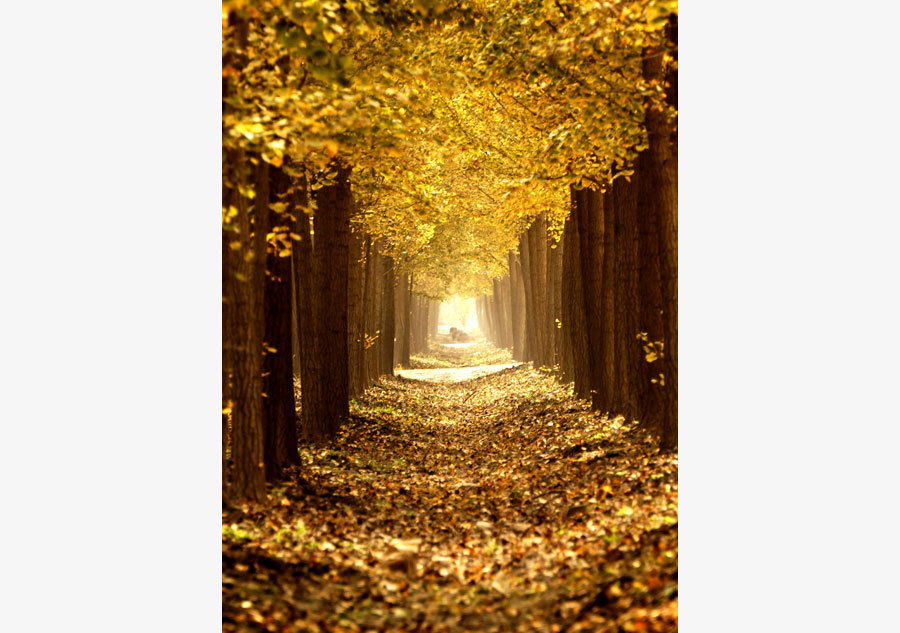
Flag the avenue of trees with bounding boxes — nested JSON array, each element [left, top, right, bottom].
[[223, 0, 678, 501]]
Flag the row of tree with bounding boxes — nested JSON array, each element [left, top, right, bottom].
[[222, 1, 680, 502], [477, 24, 678, 450], [223, 160, 446, 501]]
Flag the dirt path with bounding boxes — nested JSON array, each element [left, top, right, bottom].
[[223, 347, 678, 633], [395, 363, 519, 383]]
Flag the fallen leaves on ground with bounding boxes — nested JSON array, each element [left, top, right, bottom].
[[223, 350, 677, 633]]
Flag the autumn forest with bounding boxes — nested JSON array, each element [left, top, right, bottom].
[[222, 1, 678, 631]]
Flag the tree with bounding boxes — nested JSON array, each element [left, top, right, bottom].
[[263, 166, 300, 479]]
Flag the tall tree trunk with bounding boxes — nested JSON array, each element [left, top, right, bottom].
[[527, 214, 553, 368], [548, 233, 565, 377], [562, 190, 591, 399], [366, 239, 381, 381], [347, 224, 366, 399], [363, 235, 381, 387], [578, 187, 616, 414], [509, 251, 527, 362], [223, 15, 265, 501], [396, 272, 411, 368], [290, 258, 301, 377], [611, 173, 641, 419], [308, 162, 351, 441], [226, 156, 267, 501], [263, 166, 300, 480], [635, 147, 666, 437], [519, 233, 536, 363], [491, 279, 504, 347], [428, 300, 439, 343], [294, 173, 323, 442], [642, 17, 678, 450], [380, 251, 396, 376]]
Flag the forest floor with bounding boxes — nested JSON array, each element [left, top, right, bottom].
[[223, 339, 678, 633]]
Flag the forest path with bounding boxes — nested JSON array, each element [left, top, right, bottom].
[[223, 344, 678, 633]]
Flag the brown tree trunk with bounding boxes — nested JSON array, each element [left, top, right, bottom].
[[360, 235, 373, 387], [642, 17, 678, 450], [563, 189, 591, 399], [428, 300, 439, 343], [366, 239, 381, 381], [578, 187, 616, 414], [290, 259, 301, 377], [263, 166, 300, 480], [395, 272, 411, 367], [225, 156, 267, 501], [548, 234, 564, 371], [410, 294, 420, 354], [519, 233, 536, 363], [294, 173, 323, 442], [491, 279, 504, 347], [509, 251, 527, 362], [527, 213, 553, 368], [611, 173, 641, 420], [347, 223, 366, 399], [380, 251, 396, 376], [308, 162, 351, 441], [635, 147, 666, 437]]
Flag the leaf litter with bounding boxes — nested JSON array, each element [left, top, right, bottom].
[[223, 347, 677, 633]]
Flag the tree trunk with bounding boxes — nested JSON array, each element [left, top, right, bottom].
[[519, 233, 536, 363], [611, 173, 641, 419], [308, 162, 351, 441], [548, 231, 565, 377], [492, 279, 504, 347], [562, 189, 591, 399], [428, 300, 439, 343], [578, 187, 616, 414], [509, 251, 527, 362], [226, 156, 267, 501], [360, 235, 373, 387], [263, 166, 300, 480], [294, 173, 323, 442], [290, 258, 301, 377], [642, 17, 678, 450], [380, 251, 396, 376], [395, 272, 411, 368], [347, 224, 366, 399], [526, 214, 553, 368]]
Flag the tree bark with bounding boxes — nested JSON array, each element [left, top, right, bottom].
[[562, 189, 591, 400], [611, 172, 641, 419], [526, 213, 553, 368], [380, 251, 396, 377], [642, 16, 678, 450], [395, 272, 411, 368], [308, 161, 351, 441], [519, 233, 536, 363], [347, 223, 366, 399], [548, 233, 564, 372], [578, 187, 616, 414], [509, 251, 527, 362], [225, 155, 267, 501], [294, 173, 323, 442], [263, 166, 300, 480]]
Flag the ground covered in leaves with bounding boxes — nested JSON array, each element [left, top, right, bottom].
[[223, 344, 678, 633]]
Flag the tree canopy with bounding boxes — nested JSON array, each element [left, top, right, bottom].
[[223, 0, 678, 299]]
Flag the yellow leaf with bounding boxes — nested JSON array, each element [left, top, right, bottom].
[[325, 140, 339, 157]]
